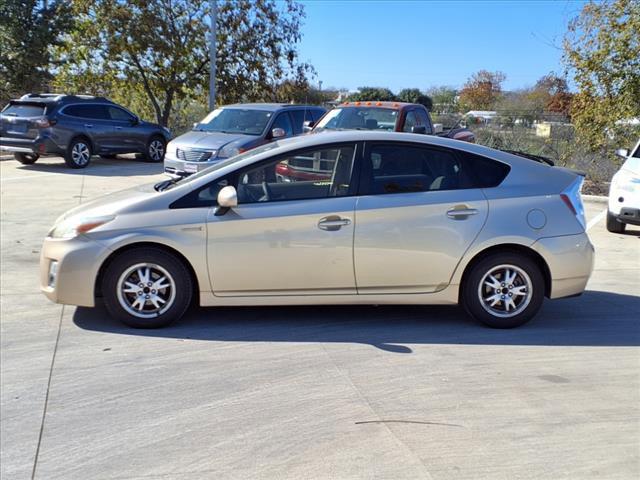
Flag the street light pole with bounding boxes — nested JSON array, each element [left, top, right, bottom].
[[209, 0, 217, 111]]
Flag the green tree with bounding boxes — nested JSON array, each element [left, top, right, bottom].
[[458, 70, 506, 112], [54, 0, 312, 127], [564, 0, 640, 149], [347, 87, 396, 102], [397, 88, 433, 110], [427, 86, 458, 113], [0, 0, 72, 105]]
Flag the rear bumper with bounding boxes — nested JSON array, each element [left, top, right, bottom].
[[532, 232, 594, 299], [611, 208, 640, 226], [0, 136, 63, 156]]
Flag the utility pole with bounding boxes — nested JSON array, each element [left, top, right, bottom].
[[209, 0, 217, 111]]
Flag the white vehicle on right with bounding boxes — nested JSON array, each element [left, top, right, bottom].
[[607, 139, 640, 233]]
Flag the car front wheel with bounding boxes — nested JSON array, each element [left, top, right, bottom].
[[102, 247, 193, 328], [606, 210, 625, 233], [14, 152, 39, 164], [462, 253, 544, 328]]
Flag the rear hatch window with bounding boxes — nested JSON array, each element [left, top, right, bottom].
[[2, 103, 46, 117], [1, 102, 47, 139]]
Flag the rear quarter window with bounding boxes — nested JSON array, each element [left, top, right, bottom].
[[2, 103, 46, 117], [460, 152, 511, 188]]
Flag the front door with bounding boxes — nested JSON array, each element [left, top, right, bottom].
[[354, 142, 489, 294], [207, 142, 359, 296]]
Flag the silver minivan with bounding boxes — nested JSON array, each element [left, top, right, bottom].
[[164, 103, 326, 176]]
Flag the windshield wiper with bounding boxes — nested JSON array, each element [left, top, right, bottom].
[[502, 149, 555, 166], [154, 176, 183, 192]]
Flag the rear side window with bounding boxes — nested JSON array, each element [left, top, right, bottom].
[[63, 104, 109, 119], [460, 152, 511, 188], [2, 103, 46, 117], [362, 143, 475, 194]]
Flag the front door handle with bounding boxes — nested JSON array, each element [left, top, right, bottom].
[[84, 124, 93, 128], [318, 215, 351, 231], [447, 206, 478, 219], [115, 126, 123, 130]]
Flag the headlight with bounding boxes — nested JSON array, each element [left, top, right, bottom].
[[49, 215, 116, 239], [218, 144, 240, 159]]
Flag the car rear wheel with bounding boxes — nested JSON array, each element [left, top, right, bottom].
[[144, 136, 166, 162], [462, 253, 544, 328], [102, 248, 193, 328], [64, 138, 92, 168], [606, 210, 625, 233], [14, 152, 39, 164]]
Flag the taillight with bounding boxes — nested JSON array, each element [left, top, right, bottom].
[[560, 177, 586, 229], [34, 117, 55, 128]]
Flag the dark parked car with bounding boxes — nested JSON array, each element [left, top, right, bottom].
[[164, 103, 326, 176], [0, 93, 171, 168]]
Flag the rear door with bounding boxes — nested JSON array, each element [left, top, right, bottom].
[[61, 104, 112, 152], [354, 142, 488, 294]]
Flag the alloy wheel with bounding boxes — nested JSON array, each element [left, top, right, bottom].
[[149, 139, 165, 161], [116, 263, 176, 319], [477, 264, 533, 318], [71, 142, 91, 166]]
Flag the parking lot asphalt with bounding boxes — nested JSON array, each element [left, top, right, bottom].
[[1, 155, 639, 480]]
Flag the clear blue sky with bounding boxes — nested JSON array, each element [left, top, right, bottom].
[[296, 0, 588, 92]]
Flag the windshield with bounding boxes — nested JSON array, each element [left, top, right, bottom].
[[194, 108, 273, 135], [314, 107, 398, 132]]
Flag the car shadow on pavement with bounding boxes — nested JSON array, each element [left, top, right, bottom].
[[73, 290, 640, 353], [14, 156, 163, 177]]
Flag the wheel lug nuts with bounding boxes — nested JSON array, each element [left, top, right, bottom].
[[147, 282, 152, 287], [509, 293, 513, 297], [145, 295, 150, 299], [138, 291, 142, 295], [501, 295, 505, 299], [501, 283, 505, 287], [139, 283, 143, 287], [151, 290, 156, 294]]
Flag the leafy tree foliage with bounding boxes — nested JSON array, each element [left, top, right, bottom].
[[458, 70, 506, 111], [54, 0, 312, 126], [0, 0, 72, 104], [397, 88, 433, 110], [346, 87, 396, 102], [564, 0, 640, 149], [427, 86, 458, 113]]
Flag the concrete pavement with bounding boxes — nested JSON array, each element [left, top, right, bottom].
[[1, 155, 639, 479]]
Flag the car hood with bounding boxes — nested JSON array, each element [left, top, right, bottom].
[[170, 130, 255, 150], [54, 182, 159, 224]]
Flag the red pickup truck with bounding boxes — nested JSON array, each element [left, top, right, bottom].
[[310, 101, 475, 142]]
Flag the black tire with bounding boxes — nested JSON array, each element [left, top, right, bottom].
[[100, 154, 117, 160], [102, 247, 193, 328], [14, 152, 39, 164], [64, 137, 92, 169], [462, 252, 544, 329], [606, 210, 625, 233], [144, 135, 166, 162]]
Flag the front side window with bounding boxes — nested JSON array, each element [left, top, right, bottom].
[[108, 106, 135, 122], [236, 144, 357, 204], [415, 109, 432, 134], [363, 144, 475, 194], [403, 111, 418, 132], [314, 107, 398, 132], [195, 108, 273, 135], [271, 112, 294, 137], [290, 109, 311, 134]]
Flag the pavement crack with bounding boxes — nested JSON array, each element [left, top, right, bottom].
[[30, 304, 64, 480]]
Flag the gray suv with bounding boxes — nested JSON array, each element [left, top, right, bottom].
[[0, 93, 171, 168], [164, 103, 326, 176]]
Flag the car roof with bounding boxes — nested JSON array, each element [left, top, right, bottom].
[[221, 103, 325, 111], [10, 94, 113, 105]]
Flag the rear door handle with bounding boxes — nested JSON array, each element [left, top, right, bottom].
[[115, 126, 123, 130], [84, 124, 93, 128], [318, 216, 351, 231], [447, 207, 478, 219]]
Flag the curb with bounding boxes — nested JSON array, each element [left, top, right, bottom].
[[0, 155, 14, 161], [582, 194, 608, 205]]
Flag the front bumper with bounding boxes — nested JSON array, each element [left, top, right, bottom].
[[0, 136, 63, 156], [532, 232, 594, 299], [40, 235, 112, 307], [164, 156, 225, 176]]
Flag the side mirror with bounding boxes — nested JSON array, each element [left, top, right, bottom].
[[216, 185, 237, 216], [193, 122, 199, 130], [271, 127, 286, 139], [302, 126, 313, 134], [130, 116, 140, 126], [411, 125, 427, 134], [302, 120, 314, 134], [616, 148, 629, 159]]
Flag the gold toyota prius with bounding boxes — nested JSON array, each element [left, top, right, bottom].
[[40, 131, 594, 329]]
